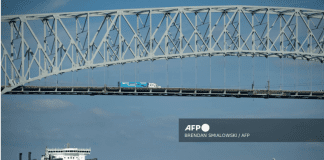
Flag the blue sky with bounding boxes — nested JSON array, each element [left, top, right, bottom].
[[1, 0, 324, 159]]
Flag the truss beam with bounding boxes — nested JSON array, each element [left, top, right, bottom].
[[2, 6, 324, 94]]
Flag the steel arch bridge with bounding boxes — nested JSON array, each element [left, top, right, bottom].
[[1, 5, 324, 95]]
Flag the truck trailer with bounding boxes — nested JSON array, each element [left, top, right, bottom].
[[118, 82, 161, 88]]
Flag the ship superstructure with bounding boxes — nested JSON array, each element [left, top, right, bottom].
[[41, 143, 91, 160]]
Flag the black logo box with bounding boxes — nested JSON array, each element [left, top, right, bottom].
[[179, 119, 324, 142]]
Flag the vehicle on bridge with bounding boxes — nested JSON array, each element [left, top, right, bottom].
[[118, 82, 161, 88]]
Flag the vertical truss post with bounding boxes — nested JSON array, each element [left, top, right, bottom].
[[252, 12, 255, 52], [72, 65, 73, 87], [55, 17, 57, 69], [295, 10, 299, 53], [297, 59, 299, 90], [122, 63, 124, 81], [267, 9, 270, 52], [150, 60, 152, 83], [5, 45, 7, 86], [119, 13, 122, 60], [224, 12, 226, 89], [268, 57, 270, 87], [136, 14, 139, 59], [295, 59, 297, 90], [239, 55, 240, 90], [280, 14, 282, 90], [166, 14, 169, 55], [195, 56, 197, 89], [195, 12, 197, 52], [28, 46, 30, 80], [267, 9, 270, 87], [104, 17, 106, 63], [72, 36, 74, 67], [181, 57, 182, 88], [252, 55, 254, 89], [294, 10, 299, 90], [104, 56, 106, 86], [39, 40, 41, 76], [238, 8, 241, 50], [150, 10, 152, 57], [224, 55, 226, 89], [166, 59, 168, 87], [209, 8, 212, 50], [283, 55, 284, 90], [88, 13, 90, 62], [135, 15, 138, 59], [311, 60, 313, 91], [10, 22, 14, 80], [107, 16, 110, 62], [239, 8, 241, 90], [107, 65, 109, 87], [76, 18, 78, 66], [119, 63, 121, 83], [180, 10, 183, 54], [44, 20, 47, 73], [307, 19, 310, 53], [280, 56, 283, 90], [280, 14, 283, 52], [21, 18, 25, 81], [224, 11, 226, 53], [210, 54, 211, 89]]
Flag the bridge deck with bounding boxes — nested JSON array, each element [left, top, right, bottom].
[[1, 86, 323, 99]]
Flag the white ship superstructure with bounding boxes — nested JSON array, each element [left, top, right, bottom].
[[41, 143, 91, 160]]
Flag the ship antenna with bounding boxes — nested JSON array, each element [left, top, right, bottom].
[[67, 143, 70, 148]]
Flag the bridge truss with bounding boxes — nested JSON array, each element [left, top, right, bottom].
[[1, 6, 324, 94]]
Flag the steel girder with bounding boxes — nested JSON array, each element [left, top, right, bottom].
[[2, 86, 324, 100], [1, 6, 324, 94]]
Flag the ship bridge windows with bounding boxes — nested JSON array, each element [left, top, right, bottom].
[[48, 150, 64, 153]]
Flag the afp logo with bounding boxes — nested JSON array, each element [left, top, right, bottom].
[[185, 124, 210, 132]]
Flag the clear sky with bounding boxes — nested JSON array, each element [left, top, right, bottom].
[[1, 0, 324, 159]]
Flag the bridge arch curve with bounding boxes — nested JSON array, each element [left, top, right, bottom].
[[2, 5, 324, 94]]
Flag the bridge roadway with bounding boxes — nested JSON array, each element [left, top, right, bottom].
[[1, 86, 323, 99]]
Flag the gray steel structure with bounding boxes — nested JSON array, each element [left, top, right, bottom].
[[1, 6, 324, 94], [3, 86, 323, 99]]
